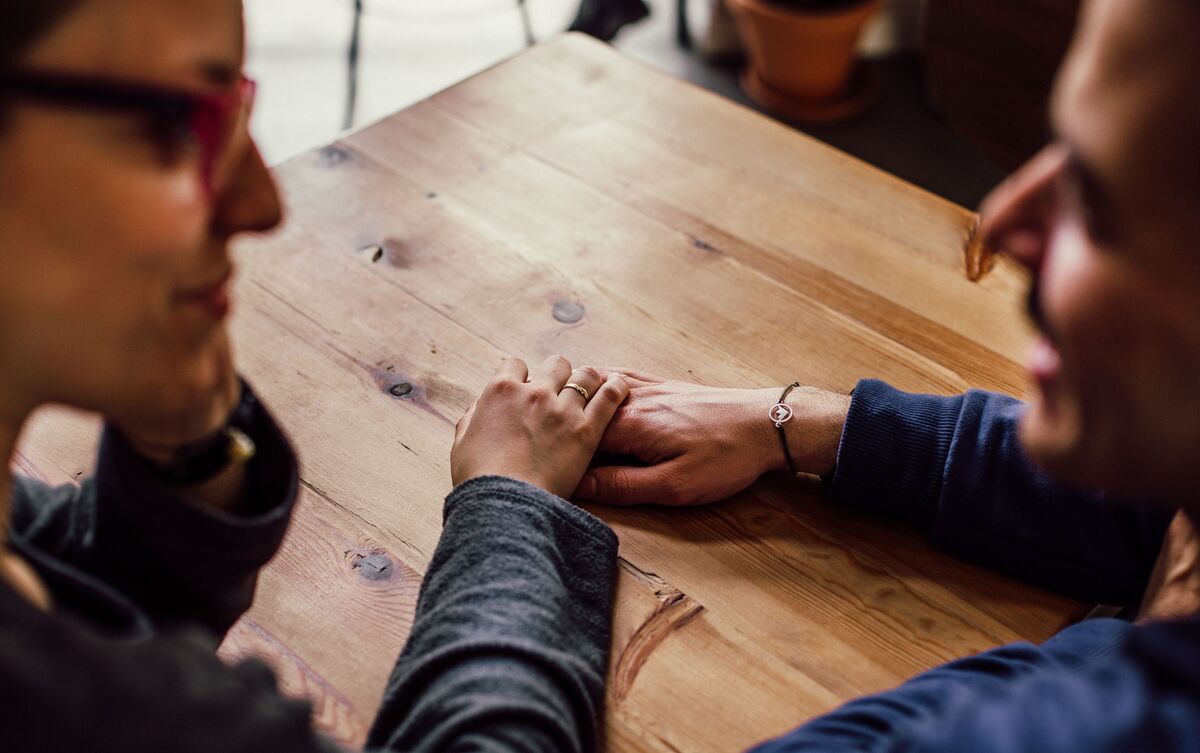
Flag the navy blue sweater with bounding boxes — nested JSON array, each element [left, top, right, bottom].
[[750, 379, 1199, 752]]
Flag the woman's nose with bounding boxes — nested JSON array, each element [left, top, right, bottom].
[[978, 143, 1067, 275], [212, 142, 284, 238]]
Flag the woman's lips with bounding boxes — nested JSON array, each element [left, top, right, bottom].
[[195, 284, 230, 319], [178, 269, 233, 320]]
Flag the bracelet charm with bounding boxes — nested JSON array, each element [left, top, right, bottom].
[[774, 382, 801, 475], [770, 402, 794, 428]]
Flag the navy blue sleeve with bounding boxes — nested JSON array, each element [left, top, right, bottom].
[[746, 616, 1200, 753], [828, 379, 1172, 605]]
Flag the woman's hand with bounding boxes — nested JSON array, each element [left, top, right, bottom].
[[1139, 508, 1200, 623], [575, 370, 850, 506], [452, 356, 631, 500]]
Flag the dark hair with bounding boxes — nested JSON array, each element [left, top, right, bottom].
[[1, 1, 84, 69], [0, 1, 82, 127]]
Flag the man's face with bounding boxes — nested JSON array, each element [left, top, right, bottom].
[[980, 0, 1200, 500]]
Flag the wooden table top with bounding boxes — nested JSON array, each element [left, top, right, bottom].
[[16, 33, 1085, 753]]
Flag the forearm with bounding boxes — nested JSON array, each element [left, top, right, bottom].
[[830, 379, 1171, 604], [748, 617, 1140, 753], [367, 476, 618, 753], [772, 386, 852, 477]]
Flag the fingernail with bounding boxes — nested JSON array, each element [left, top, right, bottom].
[[579, 475, 597, 499]]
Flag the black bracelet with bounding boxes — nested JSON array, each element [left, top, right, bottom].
[[771, 382, 801, 475]]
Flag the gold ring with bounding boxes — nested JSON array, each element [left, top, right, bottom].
[[562, 382, 590, 402]]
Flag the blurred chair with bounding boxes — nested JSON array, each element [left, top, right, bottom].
[[344, 0, 536, 130], [569, 0, 650, 42]]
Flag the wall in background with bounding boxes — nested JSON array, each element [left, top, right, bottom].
[[245, 0, 576, 165]]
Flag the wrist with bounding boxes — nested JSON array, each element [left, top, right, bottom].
[[746, 388, 790, 474], [772, 386, 851, 477]]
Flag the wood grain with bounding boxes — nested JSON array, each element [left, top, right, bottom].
[[15, 34, 1083, 752]]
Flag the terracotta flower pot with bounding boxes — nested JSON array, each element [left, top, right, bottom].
[[727, 0, 883, 102]]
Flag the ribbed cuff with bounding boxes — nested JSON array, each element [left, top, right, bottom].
[[446, 475, 618, 553], [828, 379, 966, 527]]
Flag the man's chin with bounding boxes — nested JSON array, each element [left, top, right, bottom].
[[1019, 399, 1132, 495], [1018, 400, 1086, 483]]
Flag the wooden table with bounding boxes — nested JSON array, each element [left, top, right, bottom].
[[16, 33, 1085, 753]]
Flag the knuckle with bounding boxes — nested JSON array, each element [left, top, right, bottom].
[[597, 382, 625, 405], [542, 410, 569, 433], [576, 366, 602, 384], [487, 377, 519, 396], [548, 354, 571, 369]]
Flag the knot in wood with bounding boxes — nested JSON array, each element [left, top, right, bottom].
[[318, 145, 350, 166], [389, 382, 414, 398], [353, 553, 393, 581], [552, 300, 585, 324]]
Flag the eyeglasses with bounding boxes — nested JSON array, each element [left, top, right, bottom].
[[0, 70, 257, 194]]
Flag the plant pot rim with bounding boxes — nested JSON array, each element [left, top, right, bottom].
[[727, 0, 882, 21], [740, 64, 878, 123]]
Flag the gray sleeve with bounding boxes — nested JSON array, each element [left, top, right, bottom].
[[365, 475, 619, 753]]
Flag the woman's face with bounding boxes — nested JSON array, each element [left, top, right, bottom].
[[0, 0, 281, 425]]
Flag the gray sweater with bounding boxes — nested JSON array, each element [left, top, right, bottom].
[[0, 387, 617, 752]]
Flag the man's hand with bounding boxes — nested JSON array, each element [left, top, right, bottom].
[[1138, 508, 1200, 623], [452, 356, 630, 500], [575, 370, 851, 506]]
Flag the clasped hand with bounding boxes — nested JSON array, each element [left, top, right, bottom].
[[454, 361, 850, 506], [451, 356, 630, 500]]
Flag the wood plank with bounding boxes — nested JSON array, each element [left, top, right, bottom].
[[15, 33, 1083, 753], [220, 617, 370, 748]]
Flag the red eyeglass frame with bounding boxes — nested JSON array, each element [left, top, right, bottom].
[[0, 70, 257, 193]]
